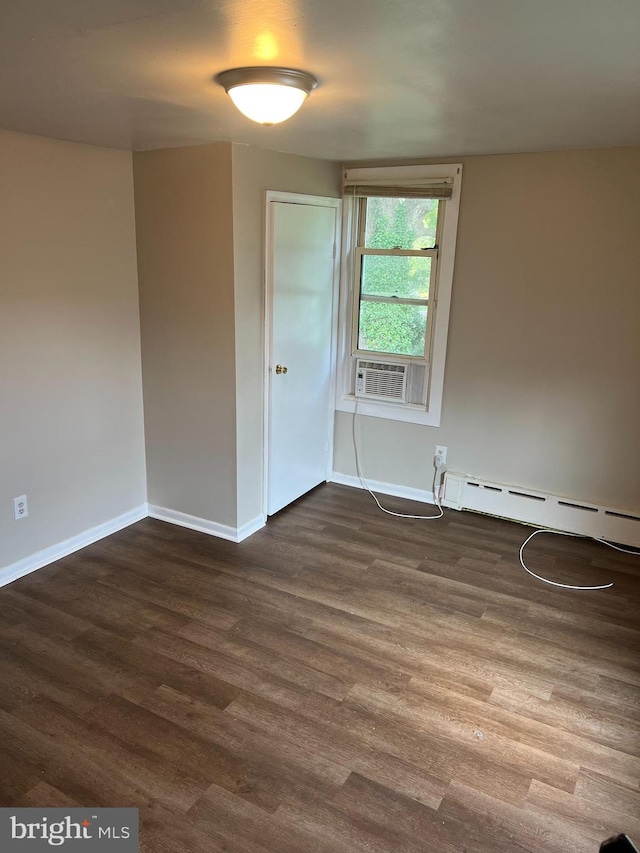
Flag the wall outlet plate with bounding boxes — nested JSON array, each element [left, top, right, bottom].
[[435, 445, 448, 465], [13, 494, 28, 520]]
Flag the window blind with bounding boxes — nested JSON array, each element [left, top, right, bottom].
[[342, 175, 453, 200]]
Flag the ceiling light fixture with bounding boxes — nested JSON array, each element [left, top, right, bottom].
[[215, 66, 318, 126]]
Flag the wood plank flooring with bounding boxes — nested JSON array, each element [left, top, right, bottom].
[[1, 483, 639, 852]]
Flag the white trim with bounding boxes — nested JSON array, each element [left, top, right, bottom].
[[263, 191, 342, 517], [336, 163, 462, 428], [0, 504, 148, 589], [330, 471, 436, 506], [443, 472, 640, 548], [148, 505, 265, 543], [236, 514, 267, 541], [336, 396, 443, 426], [0, 500, 269, 592]]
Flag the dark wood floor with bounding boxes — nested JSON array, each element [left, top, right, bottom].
[[1, 483, 639, 852]]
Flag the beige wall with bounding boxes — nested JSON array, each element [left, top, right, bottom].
[[0, 130, 146, 570], [132, 141, 338, 533], [231, 144, 341, 527], [3, 131, 634, 570], [334, 146, 640, 510], [133, 143, 238, 527]]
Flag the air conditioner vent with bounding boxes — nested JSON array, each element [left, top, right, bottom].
[[355, 359, 407, 403]]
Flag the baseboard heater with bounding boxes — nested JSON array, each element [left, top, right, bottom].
[[442, 472, 640, 548]]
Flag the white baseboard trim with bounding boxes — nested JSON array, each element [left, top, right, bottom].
[[329, 471, 436, 505], [148, 505, 265, 543], [236, 514, 267, 542], [0, 503, 149, 590], [0, 500, 267, 592], [443, 471, 640, 548]]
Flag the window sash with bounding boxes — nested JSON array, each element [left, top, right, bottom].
[[357, 248, 438, 258], [357, 248, 433, 306], [357, 199, 441, 250], [353, 245, 438, 361], [361, 295, 428, 307]]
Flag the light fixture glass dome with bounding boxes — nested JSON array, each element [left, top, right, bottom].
[[228, 83, 307, 125], [216, 67, 318, 126]]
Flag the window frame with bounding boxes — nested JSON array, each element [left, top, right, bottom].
[[335, 163, 463, 427], [351, 195, 442, 362]]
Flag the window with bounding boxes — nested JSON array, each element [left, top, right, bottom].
[[336, 164, 462, 427], [354, 196, 441, 360]]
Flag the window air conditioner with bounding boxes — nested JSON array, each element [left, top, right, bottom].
[[355, 359, 407, 403]]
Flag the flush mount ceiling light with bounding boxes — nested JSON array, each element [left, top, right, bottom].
[[215, 66, 318, 126]]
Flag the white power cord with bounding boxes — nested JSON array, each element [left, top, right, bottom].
[[351, 400, 443, 520], [351, 400, 638, 589], [519, 528, 639, 591]]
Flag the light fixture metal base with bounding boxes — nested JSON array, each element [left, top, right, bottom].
[[215, 66, 318, 96]]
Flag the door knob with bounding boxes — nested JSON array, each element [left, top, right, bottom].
[[275, 364, 288, 374]]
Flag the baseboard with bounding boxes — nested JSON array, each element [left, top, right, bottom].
[[443, 471, 640, 548], [329, 471, 436, 505], [148, 505, 265, 543], [0, 503, 149, 589], [236, 514, 267, 542], [0, 500, 266, 591]]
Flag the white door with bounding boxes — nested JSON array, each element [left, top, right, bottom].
[[267, 198, 339, 516]]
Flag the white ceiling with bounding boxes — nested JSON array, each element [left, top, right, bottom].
[[1, 0, 639, 160]]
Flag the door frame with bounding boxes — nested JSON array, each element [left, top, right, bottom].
[[263, 191, 342, 518]]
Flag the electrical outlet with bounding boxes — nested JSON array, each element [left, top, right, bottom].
[[13, 495, 28, 520], [435, 445, 448, 465]]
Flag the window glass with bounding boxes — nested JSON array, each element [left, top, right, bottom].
[[361, 254, 431, 300], [364, 197, 439, 249], [358, 302, 428, 357]]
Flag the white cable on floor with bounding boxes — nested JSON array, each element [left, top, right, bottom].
[[351, 400, 443, 520], [351, 401, 638, 585], [517, 527, 640, 590]]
